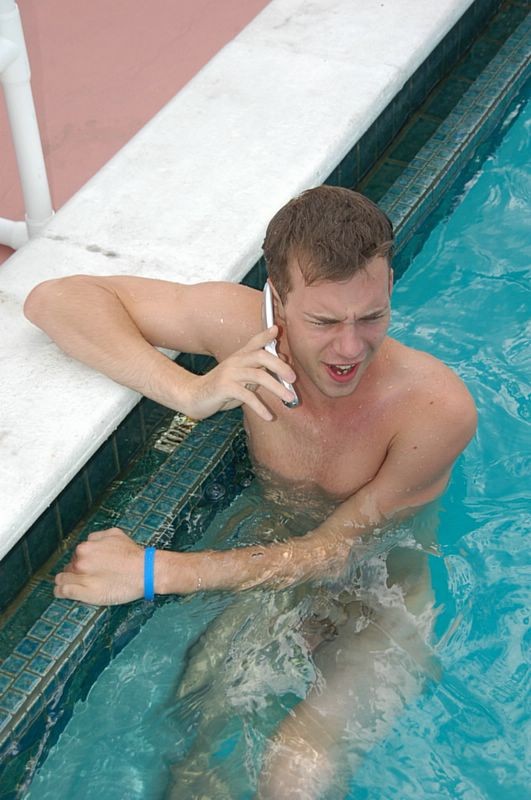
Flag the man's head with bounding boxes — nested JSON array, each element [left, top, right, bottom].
[[263, 187, 394, 400], [263, 186, 393, 302]]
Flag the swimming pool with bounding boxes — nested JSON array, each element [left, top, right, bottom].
[[22, 79, 530, 799]]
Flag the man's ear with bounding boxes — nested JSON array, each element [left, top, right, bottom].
[[268, 279, 286, 321], [388, 267, 394, 296]]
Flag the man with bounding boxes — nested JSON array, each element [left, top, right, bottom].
[[25, 187, 476, 796]]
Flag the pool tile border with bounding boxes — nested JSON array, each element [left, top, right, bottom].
[[380, 10, 530, 275], [1, 2, 530, 795]]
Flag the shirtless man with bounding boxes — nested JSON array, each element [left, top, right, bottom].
[[24, 186, 476, 797]]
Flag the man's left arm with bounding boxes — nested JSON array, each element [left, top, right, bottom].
[[55, 390, 477, 604]]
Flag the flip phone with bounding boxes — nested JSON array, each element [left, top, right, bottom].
[[262, 281, 299, 408]]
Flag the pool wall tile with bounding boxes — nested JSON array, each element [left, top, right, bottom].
[[0, 541, 30, 610], [55, 471, 91, 538], [24, 507, 62, 576], [114, 405, 145, 468], [85, 435, 120, 502]]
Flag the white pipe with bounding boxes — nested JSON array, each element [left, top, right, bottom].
[[0, 216, 27, 248], [0, 0, 53, 248]]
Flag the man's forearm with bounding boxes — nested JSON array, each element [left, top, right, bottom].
[[156, 522, 368, 595], [24, 275, 195, 412]]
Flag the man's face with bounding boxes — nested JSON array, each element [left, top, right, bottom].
[[277, 255, 392, 399]]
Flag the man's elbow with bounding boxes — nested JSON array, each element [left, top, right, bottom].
[[24, 275, 84, 329], [24, 278, 57, 327]]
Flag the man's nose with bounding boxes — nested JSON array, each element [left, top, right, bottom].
[[333, 323, 364, 360]]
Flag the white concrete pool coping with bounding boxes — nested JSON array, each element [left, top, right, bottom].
[[0, 0, 475, 560]]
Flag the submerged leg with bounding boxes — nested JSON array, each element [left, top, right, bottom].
[[164, 587, 317, 799], [258, 551, 437, 799]]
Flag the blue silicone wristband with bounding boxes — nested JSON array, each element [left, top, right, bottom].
[[144, 546, 156, 602]]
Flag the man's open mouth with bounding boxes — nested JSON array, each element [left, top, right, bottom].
[[325, 363, 360, 382]]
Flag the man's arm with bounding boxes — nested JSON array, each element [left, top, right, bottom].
[[54, 386, 477, 605], [24, 275, 297, 420]]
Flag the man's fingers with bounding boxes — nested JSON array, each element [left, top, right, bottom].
[[243, 325, 279, 350], [54, 572, 91, 603], [241, 328, 297, 379], [238, 387, 274, 421], [247, 370, 297, 405]]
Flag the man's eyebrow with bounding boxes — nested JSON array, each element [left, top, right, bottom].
[[359, 306, 389, 318], [303, 312, 343, 322], [304, 306, 389, 322]]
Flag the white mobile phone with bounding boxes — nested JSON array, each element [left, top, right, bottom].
[[262, 282, 299, 408]]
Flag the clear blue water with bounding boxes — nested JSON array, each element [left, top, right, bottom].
[[25, 86, 530, 800]]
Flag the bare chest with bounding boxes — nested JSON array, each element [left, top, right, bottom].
[[244, 399, 395, 498]]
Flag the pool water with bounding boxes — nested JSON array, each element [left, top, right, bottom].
[[25, 86, 530, 800]]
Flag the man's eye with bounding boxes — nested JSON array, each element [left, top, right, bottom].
[[362, 314, 386, 323], [310, 320, 334, 327]]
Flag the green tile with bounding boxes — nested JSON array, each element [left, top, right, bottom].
[[335, 147, 357, 188], [0, 688, 25, 714], [42, 603, 69, 625], [391, 85, 413, 140], [27, 653, 54, 678], [86, 436, 120, 502], [136, 484, 162, 502], [143, 511, 168, 530], [409, 67, 430, 116], [25, 506, 61, 573], [487, 3, 529, 42], [0, 708, 11, 730], [360, 161, 408, 203], [56, 471, 91, 538], [324, 165, 341, 186], [28, 620, 54, 641], [12, 672, 40, 694], [14, 638, 39, 659], [115, 405, 145, 468], [161, 484, 187, 502], [425, 35, 448, 87], [55, 621, 82, 642], [141, 398, 173, 434], [1, 655, 27, 676], [0, 538, 30, 611], [424, 77, 472, 118], [443, 25, 462, 76], [388, 116, 442, 163], [0, 581, 54, 662], [67, 604, 95, 625], [118, 510, 144, 531], [455, 37, 502, 81], [40, 636, 69, 659], [358, 125, 379, 178]]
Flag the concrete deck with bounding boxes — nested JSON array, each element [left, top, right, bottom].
[[0, 0, 474, 560]]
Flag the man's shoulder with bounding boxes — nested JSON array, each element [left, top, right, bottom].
[[386, 338, 477, 439], [387, 337, 464, 386]]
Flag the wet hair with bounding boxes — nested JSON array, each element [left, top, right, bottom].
[[263, 186, 394, 300]]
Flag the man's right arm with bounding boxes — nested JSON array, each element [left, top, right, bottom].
[[24, 274, 296, 420]]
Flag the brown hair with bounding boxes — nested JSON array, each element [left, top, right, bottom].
[[263, 186, 393, 300]]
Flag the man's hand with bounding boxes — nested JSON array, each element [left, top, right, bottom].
[[182, 326, 297, 421], [54, 528, 145, 606]]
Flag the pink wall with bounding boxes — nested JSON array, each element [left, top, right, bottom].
[[0, 0, 271, 264]]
